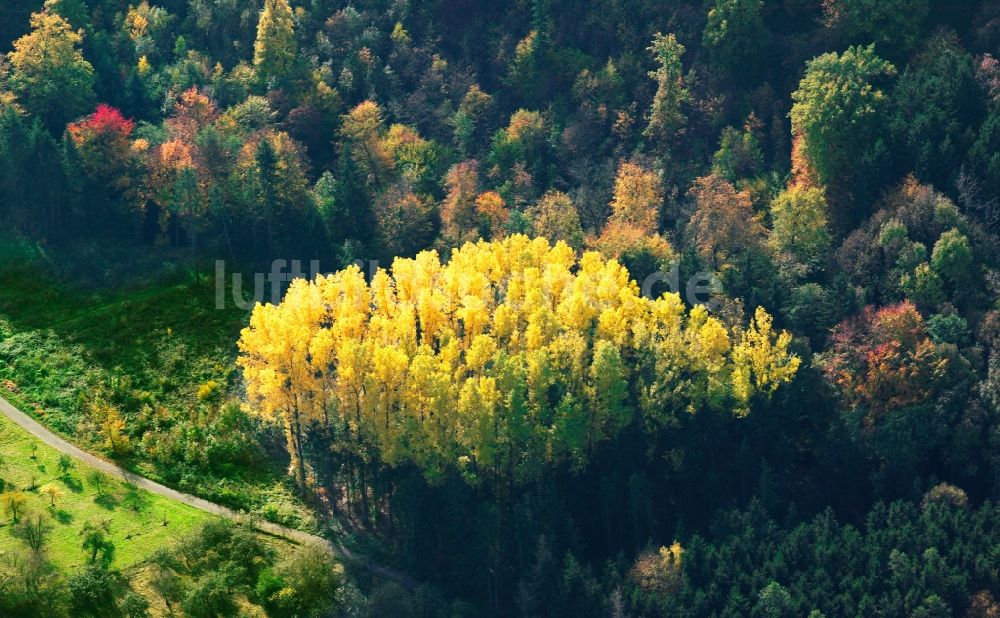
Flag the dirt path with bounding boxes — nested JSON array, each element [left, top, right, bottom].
[[0, 393, 416, 589]]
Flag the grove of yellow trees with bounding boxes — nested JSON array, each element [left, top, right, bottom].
[[238, 236, 799, 488]]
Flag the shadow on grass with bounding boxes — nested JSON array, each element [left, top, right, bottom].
[[51, 507, 72, 524], [123, 483, 150, 513], [0, 242, 245, 392], [61, 475, 83, 493], [94, 491, 120, 510]]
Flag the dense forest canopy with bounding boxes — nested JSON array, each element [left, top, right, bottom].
[[2, 0, 1000, 615]]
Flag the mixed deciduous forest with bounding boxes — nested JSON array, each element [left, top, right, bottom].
[[2, 0, 1000, 615]]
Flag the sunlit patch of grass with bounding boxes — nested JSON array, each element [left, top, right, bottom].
[[0, 414, 211, 570]]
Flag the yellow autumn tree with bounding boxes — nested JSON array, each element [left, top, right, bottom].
[[254, 0, 299, 89], [530, 190, 584, 250], [8, 10, 95, 130], [608, 161, 663, 233], [340, 100, 393, 187], [731, 306, 801, 413], [238, 236, 799, 486], [590, 160, 674, 282], [237, 281, 331, 488], [475, 191, 509, 240]]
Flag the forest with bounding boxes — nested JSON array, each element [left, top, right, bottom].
[[1, 0, 1000, 615]]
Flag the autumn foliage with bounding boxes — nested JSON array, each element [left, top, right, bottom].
[[823, 301, 958, 421], [67, 104, 137, 196], [238, 236, 799, 486], [68, 103, 135, 144]]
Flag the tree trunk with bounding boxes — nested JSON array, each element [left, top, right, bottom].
[[291, 404, 307, 491]]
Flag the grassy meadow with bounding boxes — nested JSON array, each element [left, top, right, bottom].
[[0, 237, 316, 531], [0, 413, 210, 570]]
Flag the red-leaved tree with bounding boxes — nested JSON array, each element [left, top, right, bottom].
[[824, 301, 954, 423]]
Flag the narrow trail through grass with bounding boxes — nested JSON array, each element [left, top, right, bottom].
[[0, 393, 418, 588], [0, 409, 211, 570]]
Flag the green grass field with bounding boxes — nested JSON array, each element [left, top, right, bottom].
[[0, 237, 243, 440], [0, 236, 317, 531], [0, 413, 211, 570]]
